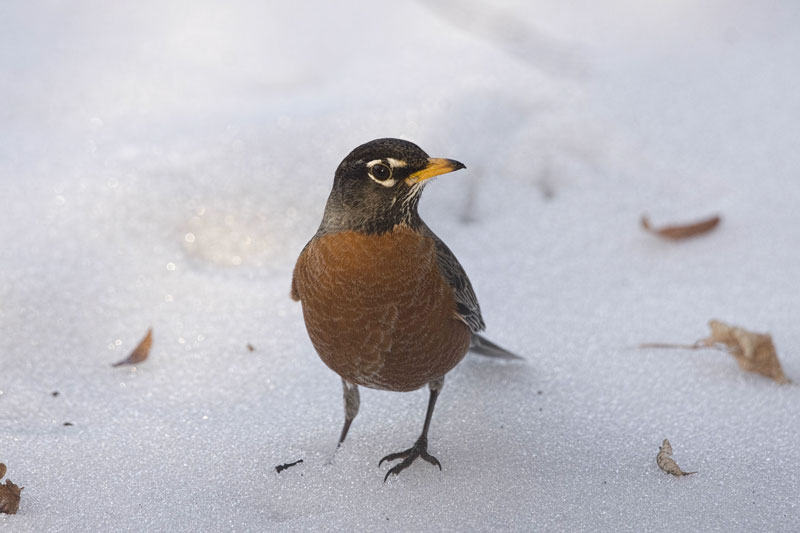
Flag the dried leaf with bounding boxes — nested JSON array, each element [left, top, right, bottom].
[[0, 480, 22, 514], [0, 464, 22, 515], [641, 214, 720, 240], [699, 320, 790, 384], [247, 344, 255, 352], [639, 320, 790, 384], [112, 328, 153, 367], [657, 439, 696, 477]]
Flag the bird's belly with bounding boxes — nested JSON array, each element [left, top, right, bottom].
[[294, 228, 471, 392]]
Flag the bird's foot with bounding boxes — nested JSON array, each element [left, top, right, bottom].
[[379, 436, 442, 482]]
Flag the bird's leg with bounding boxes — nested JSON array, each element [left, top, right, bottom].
[[338, 379, 360, 445], [379, 377, 444, 482]]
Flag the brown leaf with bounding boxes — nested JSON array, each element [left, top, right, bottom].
[[112, 328, 153, 367], [0, 464, 22, 515], [657, 439, 696, 477], [247, 343, 255, 352], [699, 320, 790, 384], [641, 214, 720, 240], [639, 320, 790, 384]]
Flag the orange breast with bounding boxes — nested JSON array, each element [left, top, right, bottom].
[[292, 226, 471, 392]]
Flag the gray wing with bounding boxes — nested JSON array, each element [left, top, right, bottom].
[[420, 223, 486, 333]]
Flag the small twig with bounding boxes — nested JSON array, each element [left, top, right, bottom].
[[275, 459, 304, 474], [637, 342, 703, 350]]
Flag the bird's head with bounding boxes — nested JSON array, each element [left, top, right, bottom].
[[318, 138, 466, 235]]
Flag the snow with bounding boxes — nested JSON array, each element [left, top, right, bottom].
[[2, 0, 799, 530]]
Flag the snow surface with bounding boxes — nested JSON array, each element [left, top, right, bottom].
[[2, 0, 799, 531]]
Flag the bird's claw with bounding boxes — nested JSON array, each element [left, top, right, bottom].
[[379, 437, 442, 482]]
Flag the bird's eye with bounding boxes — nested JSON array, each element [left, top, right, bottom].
[[369, 163, 392, 181]]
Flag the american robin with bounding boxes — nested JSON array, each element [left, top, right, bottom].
[[291, 138, 518, 481]]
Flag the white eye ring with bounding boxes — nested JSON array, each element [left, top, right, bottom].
[[366, 160, 396, 187]]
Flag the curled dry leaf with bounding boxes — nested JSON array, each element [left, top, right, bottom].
[[112, 328, 153, 367], [0, 463, 22, 515], [699, 320, 790, 385], [641, 214, 720, 240], [0, 480, 22, 514], [657, 439, 696, 477]]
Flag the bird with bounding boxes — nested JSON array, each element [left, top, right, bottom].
[[291, 138, 519, 481]]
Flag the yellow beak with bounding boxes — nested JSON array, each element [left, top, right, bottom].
[[405, 158, 466, 185]]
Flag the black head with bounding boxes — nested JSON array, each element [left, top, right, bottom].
[[317, 138, 466, 235]]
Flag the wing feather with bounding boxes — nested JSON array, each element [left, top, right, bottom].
[[420, 223, 486, 333]]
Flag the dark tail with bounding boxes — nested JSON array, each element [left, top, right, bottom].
[[469, 333, 524, 360]]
